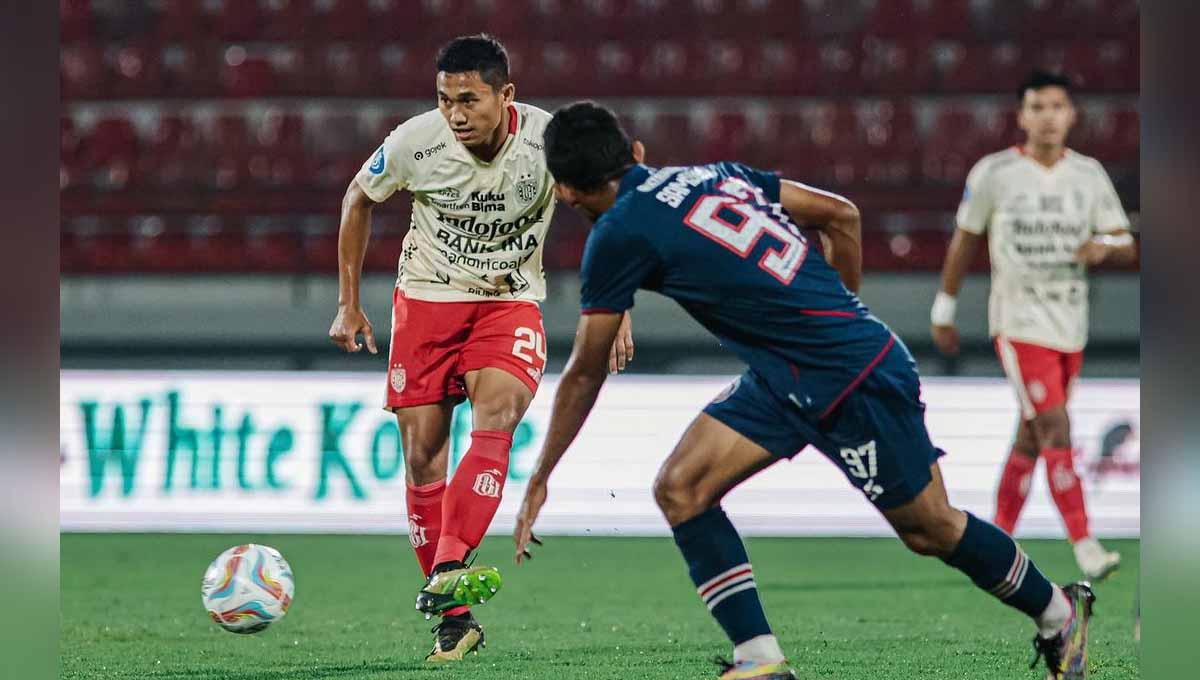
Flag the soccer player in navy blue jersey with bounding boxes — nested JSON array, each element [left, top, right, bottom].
[[512, 102, 1095, 680]]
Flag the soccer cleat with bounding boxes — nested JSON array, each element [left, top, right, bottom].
[[425, 611, 485, 663], [713, 657, 799, 680], [1072, 537, 1120, 582], [415, 560, 503, 615], [1031, 582, 1096, 679]]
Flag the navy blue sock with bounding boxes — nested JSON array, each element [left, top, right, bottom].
[[671, 506, 772, 645], [943, 512, 1054, 619]]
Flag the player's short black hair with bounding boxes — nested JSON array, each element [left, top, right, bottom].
[[435, 34, 510, 91], [543, 101, 636, 192], [1018, 69, 1073, 101]]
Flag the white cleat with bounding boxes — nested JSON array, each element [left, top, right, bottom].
[[1073, 537, 1121, 581]]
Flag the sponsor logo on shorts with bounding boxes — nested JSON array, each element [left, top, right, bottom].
[[525, 367, 543, 383], [1028, 379, 1047, 404], [368, 146, 385, 174], [473, 469, 502, 498], [408, 514, 428, 548], [390, 364, 407, 393]]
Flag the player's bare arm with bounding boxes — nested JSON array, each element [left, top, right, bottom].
[[1076, 229, 1137, 266], [778, 180, 862, 292], [514, 311, 624, 562], [328, 179, 380, 354], [931, 227, 985, 356]]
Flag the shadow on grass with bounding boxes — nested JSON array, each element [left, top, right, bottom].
[[759, 578, 966, 593], [147, 660, 434, 679]]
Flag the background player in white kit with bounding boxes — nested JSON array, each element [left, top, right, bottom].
[[931, 71, 1136, 581], [327, 35, 632, 662]]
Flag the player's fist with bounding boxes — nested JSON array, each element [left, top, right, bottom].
[[931, 324, 960, 356], [329, 305, 378, 354], [1075, 240, 1109, 266], [609, 311, 635, 374]]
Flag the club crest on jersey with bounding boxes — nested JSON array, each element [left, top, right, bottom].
[[472, 469, 502, 498], [368, 146, 386, 175], [390, 363, 407, 393], [515, 174, 538, 205]]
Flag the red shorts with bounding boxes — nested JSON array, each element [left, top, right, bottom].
[[993, 337, 1083, 420], [385, 289, 546, 410]]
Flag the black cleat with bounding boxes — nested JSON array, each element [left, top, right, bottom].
[[425, 611, 485, 663], [1031, 582, 1096, 679]]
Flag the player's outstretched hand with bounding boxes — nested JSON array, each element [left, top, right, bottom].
[[609, 311, 635, 374], [329, 305, 378, 354], [931, 324, 960, 356], [514, 480, 548, 565]]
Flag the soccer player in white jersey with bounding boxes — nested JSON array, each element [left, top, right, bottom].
[[931, 71, 1136, 581], [327, 35, 632, 662]]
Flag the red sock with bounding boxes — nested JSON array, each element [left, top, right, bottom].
[[994, 450, 1037, 534], [1043, 447, 1090, 542], [405, 478, 446, 577], [434, 430, 513, 567]]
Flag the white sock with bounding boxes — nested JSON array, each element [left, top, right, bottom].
[[733, 634, 785, 664], [1036, 586, 1072, 638]]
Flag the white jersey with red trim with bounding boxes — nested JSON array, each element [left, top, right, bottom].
[[956, 146, 1130, 351], [354, 103, 555, 303]]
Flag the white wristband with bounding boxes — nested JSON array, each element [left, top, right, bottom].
[[931, 291, 957, 326]]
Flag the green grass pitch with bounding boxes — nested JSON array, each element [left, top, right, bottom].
[[61, 534, 1139, 679]]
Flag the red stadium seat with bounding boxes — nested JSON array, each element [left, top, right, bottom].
[[1095, 0, 1139, 38], [922, 106, 982, 184], [642, 112, 696, 167], [216, 0, 265, 41], [1094, 39, 1138, 92], [637, 41, 692, 96], [805, 0, 867, 38], [109, 45, 163, 98], [303, 227, 341, 271], [695, 40, 751, 95], [84, 117, 139, 170], [220, 49, 275, 98], [815, 40, 861, 95], [380, 44, 436, 97], [323, 0, 373, 40], [364, 230, 408, 272], [162, 43, 221, 97], [700, 111, 751, 163], [188, 218, 251, 272], [859, 37, 932, 95], [320, 44, 378, 97], [261, 0, 313, 40], [157, 0, 207, 42], [60, 0, 93, 44], [61, 45, 108, 100], [591, 41, 638, 97]]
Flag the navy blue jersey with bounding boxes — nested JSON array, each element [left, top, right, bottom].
[[580, 162, 901, 421]]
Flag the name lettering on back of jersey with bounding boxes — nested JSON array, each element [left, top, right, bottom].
[[653, 167, 719, 208]]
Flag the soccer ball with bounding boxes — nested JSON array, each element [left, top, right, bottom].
[[201, 544, 295, 634]]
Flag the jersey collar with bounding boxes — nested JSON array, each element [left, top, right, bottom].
[[617, 164, 653, 197]]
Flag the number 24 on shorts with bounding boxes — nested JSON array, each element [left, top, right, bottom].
[[511, 327, 546, 365]]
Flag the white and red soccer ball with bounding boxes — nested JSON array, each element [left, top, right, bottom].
[[201, 544, 295, 634]]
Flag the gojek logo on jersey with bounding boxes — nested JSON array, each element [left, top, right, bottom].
[[368, 146, 385, 174]]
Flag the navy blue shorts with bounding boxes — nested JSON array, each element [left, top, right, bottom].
[[703, 346, 944, 510]]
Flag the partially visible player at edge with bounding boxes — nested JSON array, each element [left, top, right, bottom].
[[931, 70, 1135, 581], [327, 36, 633, 662], [513, 102, 1094, 680]]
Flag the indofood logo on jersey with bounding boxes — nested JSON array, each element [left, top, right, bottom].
[[515, 173, 538, 205]]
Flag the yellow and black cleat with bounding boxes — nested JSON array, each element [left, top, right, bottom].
[[425, 612, 485, 663], [714, 657, 799, 680]]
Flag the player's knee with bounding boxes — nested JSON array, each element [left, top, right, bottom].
[[404, 446, 444, 479], [897, 510, 962, 558], [1032, 411, 1070, 449], [471, 395, 527, 432], [653, 467, 708, 523]]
